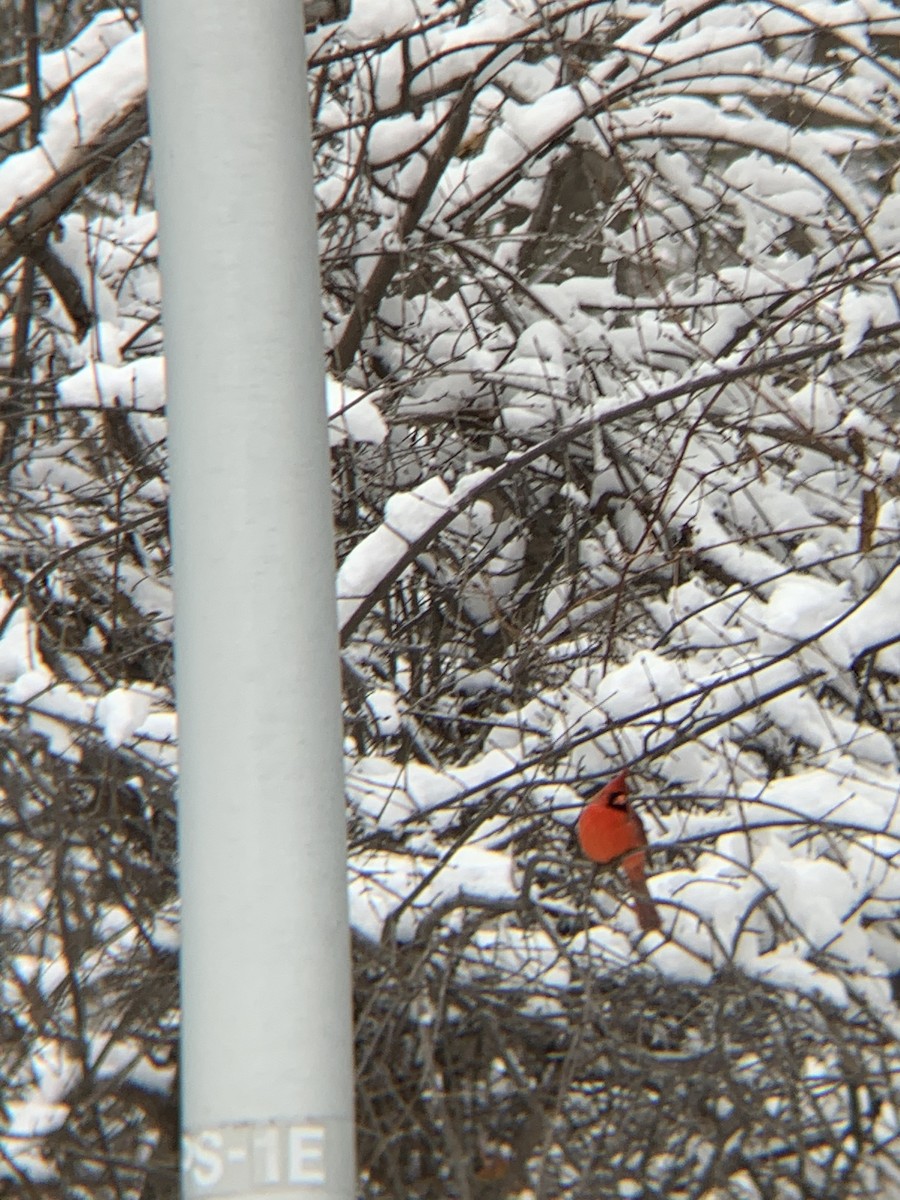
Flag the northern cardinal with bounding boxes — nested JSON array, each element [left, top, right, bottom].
[[577, 768, 662, 932]]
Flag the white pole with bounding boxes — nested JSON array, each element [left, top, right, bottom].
[[142, 6, 356, 1199]]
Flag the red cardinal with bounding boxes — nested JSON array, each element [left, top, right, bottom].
[[577, 768, 662, 932]]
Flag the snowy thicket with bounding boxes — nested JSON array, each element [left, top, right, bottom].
[[1, 1, 899, 1196]]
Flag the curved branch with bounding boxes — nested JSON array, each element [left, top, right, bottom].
[[339, 320, 900, 643]]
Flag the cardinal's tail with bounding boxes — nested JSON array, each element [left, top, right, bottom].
[[624, 854, 662, 932], [633, 893, 662, 932]]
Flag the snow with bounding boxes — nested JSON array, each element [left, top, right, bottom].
[[0, 607, 40, 682], [55, 360, 388, 452], [746, 946, 850, 1007], [368, 109, 442, 167], [91, 1034, 175, 1094], [516, 318, 569, 364], [8, 667, 53, 704], [325, 376, 387, 446], [821, 565, 900, 669], [0, 32, 147, 224], [7, 0, 900, 1182], [756, 575, 852, 659], [646, 937, 715, 984], [57, 356, 165, 411], [349, 845, 514, 942], [0, 9, 135, 137], [0, 1101, 69, 1183], [149, 903, 180, 954], [2, 1099, 68, 1138], [348, 755, 467, 828], [96, 685, 153, 748], [838, 286, 890, 357], [365, 687, 402, 737], [17, 683, 92, 761], [755, 845, 860, 951], [337, 470, 493, 631], [780, 379, 842, 433], [465, 923, 571, 991], [337, 0, 440, 42]]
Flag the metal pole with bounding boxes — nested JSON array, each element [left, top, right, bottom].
[[142, 6, 355, 1198]]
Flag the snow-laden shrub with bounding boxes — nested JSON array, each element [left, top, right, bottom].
[[0, 1, 899, 1195]]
